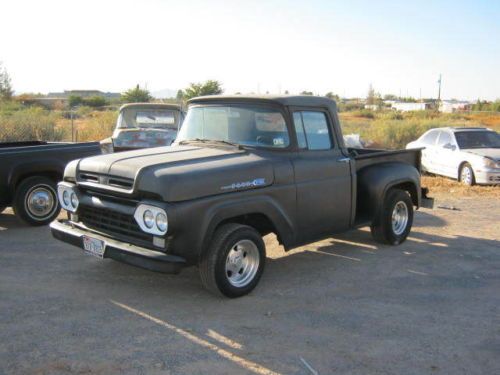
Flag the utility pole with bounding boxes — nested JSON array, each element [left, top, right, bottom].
[[437, 74, 442, 101]]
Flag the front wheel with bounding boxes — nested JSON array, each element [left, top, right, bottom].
[[371, 188, 414, 245], [199, 223, 266, 298], [459, 163, 475, 186], [13, 176, 60, 226]]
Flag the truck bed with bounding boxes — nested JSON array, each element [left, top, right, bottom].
[[350, 147, 422, 172], [0, 141, 100, 154]]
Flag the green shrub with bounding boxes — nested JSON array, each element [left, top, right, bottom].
[[351, 109, 376, 119], [0, 106, 66, 142]]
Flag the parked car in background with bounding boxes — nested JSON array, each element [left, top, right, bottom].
[[100, 103, 184, 153], [0, 141, 101, 225], [51, 95, 433, 298], [406, 127, 500, 185]]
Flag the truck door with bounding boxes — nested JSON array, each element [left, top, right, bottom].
[[291, 109, 352, 243]]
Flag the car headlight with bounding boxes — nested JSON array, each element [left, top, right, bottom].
[[482, 158, 499, 169], [63, 190, 70, 206], [134, 204, 168, 235], [57, 183, 79, 213], [143, 210, 155, 228], [156, 212, 168, 232]]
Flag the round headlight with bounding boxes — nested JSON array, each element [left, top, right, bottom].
[[156, 212, 168, 232], [143, 210, 155, 228], [62, 190, 70, 206], [70, 192, 78, 209]]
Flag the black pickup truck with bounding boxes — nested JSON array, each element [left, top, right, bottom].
[[0, 141, 101, 225], [50, 96, 433, 297]]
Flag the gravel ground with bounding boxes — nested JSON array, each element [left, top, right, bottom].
[[0, 193, 499, 375]]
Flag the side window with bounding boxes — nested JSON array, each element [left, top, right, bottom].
[[437, 131, 452, 146], [293, 111, 332, 150], [421, 130, 439, 145], [293, 112, 307, 148]]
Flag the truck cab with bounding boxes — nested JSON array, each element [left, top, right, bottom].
[[51, 95, 432, 298], [100, 103, 183, 153]]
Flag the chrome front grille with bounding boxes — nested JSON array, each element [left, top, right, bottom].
[[78, 205, 152, 243]]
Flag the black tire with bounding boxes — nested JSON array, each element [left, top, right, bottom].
[[13, 176, 60, 226], [459, 163, 475, 186], [370, 188, 413, 245], [199, 223, 266, 298]]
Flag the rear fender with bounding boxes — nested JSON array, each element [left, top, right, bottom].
[[357, 162, 421, 224]]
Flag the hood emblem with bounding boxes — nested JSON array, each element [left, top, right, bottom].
[[221, 178, 266, 191]]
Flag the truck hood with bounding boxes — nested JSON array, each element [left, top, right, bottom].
[[463, 148, 500, 160], [76, 145, 274, 202]]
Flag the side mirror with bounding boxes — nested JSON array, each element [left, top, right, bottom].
[[443, 143, 456, 151]]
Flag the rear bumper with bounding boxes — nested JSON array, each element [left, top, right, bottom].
[[50, 220, 186, 274], [420, 187, 434, 209]]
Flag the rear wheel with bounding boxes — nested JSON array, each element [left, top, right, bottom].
[[371, 188, 413, 245], [199, 223, 266, 298], [459, 163, 475, 186], [13, 176, 60, 226]]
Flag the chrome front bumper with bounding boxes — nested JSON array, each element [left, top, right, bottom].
[[50, 220, 185, 273]]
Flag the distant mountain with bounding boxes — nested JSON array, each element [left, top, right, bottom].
[[151, 88, 179, 99]]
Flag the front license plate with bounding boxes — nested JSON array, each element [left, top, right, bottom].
[[82, 236, 105, 258]]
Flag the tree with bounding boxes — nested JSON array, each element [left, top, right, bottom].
[[0, 62, 14, 100], [182, 80, 223, 100], [383, 94, 398, 101], [176, 89, 184, 101], [84, 96, 108, 108], [366, 84, 376, 105], [68, 95, 83, 107], [325, 92, 340, 101], [121, 84, 152, 103]]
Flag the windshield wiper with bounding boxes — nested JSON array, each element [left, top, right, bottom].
[[179, 138, 243, 149]]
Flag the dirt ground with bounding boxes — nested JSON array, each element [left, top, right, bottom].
[[0, 182, 499, 375]]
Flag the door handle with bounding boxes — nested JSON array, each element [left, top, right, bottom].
[[337, 157, 351, 163]]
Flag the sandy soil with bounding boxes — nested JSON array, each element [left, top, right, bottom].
[[0, 190, 499, 375]]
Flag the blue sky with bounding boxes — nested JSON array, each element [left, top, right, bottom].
[[1, 0, 499, 100]]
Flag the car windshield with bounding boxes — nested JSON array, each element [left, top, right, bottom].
[[455, 131, 500, 149], [118, 108, 178, 130], [176, 105, 290, 148]]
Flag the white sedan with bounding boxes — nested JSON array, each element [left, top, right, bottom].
[[406, 127, 500, 185]]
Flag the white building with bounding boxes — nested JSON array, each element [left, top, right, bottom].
[[440, 100, 471, 113], [391, 102, 431, 112]]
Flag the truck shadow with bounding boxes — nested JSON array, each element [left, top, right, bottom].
[[0, 209, 25, 230]]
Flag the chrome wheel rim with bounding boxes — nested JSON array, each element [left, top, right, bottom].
[[225, 239, 260, 288], [392, 201, 408, 236], [461, 167, 472, 185], [26, 186, 56, 219]]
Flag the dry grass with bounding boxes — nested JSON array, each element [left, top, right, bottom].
[[339, 111, 500, 149], [422, 175, 500, 198]]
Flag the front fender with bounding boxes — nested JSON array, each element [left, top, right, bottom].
[[357, 162, 421, 223], [167, 190, 296, 264]]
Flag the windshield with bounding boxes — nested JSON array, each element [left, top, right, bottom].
[[176, 105, 290, 148], [118, 108, 178, 130], [455, 131, 500, 149]]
